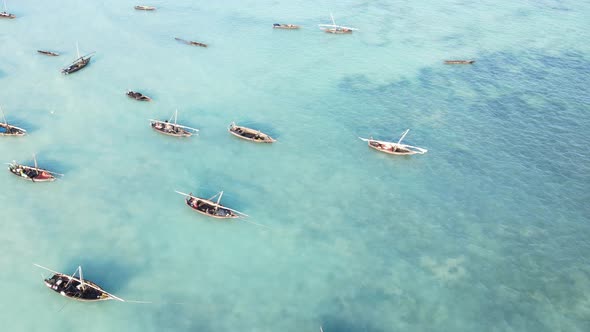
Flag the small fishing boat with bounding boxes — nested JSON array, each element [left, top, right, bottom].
[[34, 264, 125, 302], [228, 122, 275, 143], [134, 5, 156, 11], [273, 23, 300, 29], [37, 50, 60, 56], [150, 110, 198, 137], [359, 129, 427, 155], [7, 155, 62, 182], [444, 60, 475, 65], [127, 90, 152, 101], [61, 43, 94, 75], [175, 37, 208, 48], [0, 0, 15, 18], [0, 106, 26, 136], [176, 190, 247, 219], [319, 13, 357, 34], [0, 11, 14, 18]]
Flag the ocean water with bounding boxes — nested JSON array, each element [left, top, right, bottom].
[[1, 0, 589, 331]]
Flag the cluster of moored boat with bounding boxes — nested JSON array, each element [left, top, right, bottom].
[[1, 3, 464, 309]]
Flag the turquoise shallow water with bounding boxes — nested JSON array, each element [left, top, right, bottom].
[[1, 0, 589, 331]]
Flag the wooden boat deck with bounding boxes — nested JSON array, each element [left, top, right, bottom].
[[0, 123, 26, 136], [185, 196, 239, 219], [228, 123, 275, 143], [44, 273, 111, 302], [8, 163, 56, 182]]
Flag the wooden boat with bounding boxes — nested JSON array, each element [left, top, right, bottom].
[[0, 106, 26, 136], [61, 44, 94, 75], [150, 110, 198, 137], [0, 0, 15, 18], [273, 23, 300, 29], [0, 11, 14, 18], [175, 37, 208, 48], [127, 90, 152, 101], [37, 50, 60, 56], [176, 190, 247, 219], [228, 122, 275, 143], [7, 155, 62, 182], [319, 14, 357, 34], [444, 60, 475, 65], [359, 129, 427, 155], [34, 264, 125, 302], [134, 5, 156, 11]]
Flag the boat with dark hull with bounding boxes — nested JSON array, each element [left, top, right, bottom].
[[7, 155, 62, 182], [0, 11, 14, 18], [61, 53, 93, 74], [0, 123, 25, 136], [1, 106, 26, 137], [229, 122, 275, 143], [61, 43, 94, 75], [444, 60, 475, 65], [0, 0, 14, 18], [37, 50, 60, 56], [273, 23, 300, 29], [150, 110, 198, 137], [175, 37, 208, 48], [359, 129, 427, 156], [34, 264, 125, 302], [176, 190, 247, 219], [127, 90, 152, 101]]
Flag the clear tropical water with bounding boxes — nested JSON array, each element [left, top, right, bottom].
[[1, 0, 589, 331]]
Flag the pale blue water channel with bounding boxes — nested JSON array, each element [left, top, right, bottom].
[[0, 0, 589, 331]]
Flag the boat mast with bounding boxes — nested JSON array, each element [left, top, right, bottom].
[[174, 110, 178, 125], [76, 42, 80, 59], [216, 191, 223, 205], [394, 129, 410, 150], [33, 153, 39, 174], [330, 13, 336, 26], [78, 266, 86, 290], [0, 105, 7, 126], [3, 0, 7, 12]]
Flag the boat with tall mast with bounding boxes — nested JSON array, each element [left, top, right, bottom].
[[0, 106, 26, 136], [34, 264, 125, 302], [150, 110, 198, 137], [228, 122, 276, 143], [0, 0, 15, 19], [61, 43, 94, 75], [359, 129, 427, 155], [7, 154, 62, 182], [175, 190, 247, 219], [319, 13, 357, 34]]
